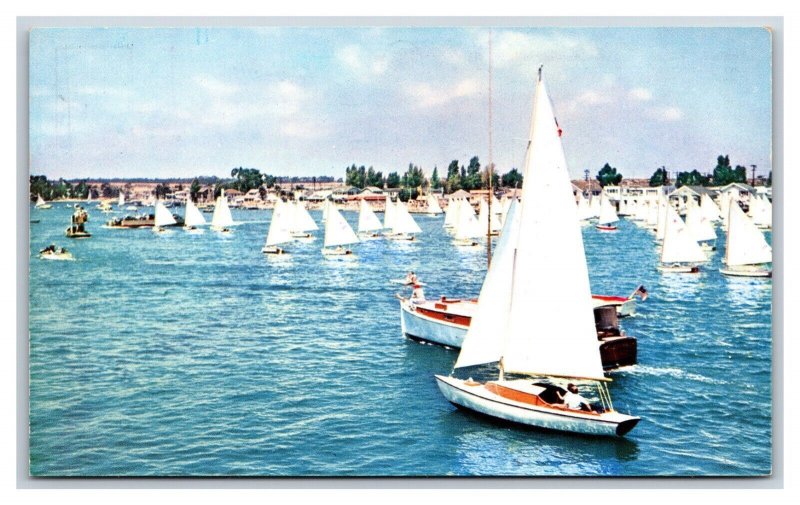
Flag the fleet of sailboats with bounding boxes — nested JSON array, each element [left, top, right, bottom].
[[435, 70, 640, 437]]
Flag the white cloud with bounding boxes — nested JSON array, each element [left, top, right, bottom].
[[649, 106, 684, 122], [490, 31, 598, 69], [193, 75, 239, 96], [564, 89, 614, 113], [406, 78, 480, 109], [335, 44, 389, 79], [629, 87, 653, 101]]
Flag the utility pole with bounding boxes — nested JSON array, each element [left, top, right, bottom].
[[486, 29, 493, 269], [751, 165, 757, 186], [584, 169, 590, 182]]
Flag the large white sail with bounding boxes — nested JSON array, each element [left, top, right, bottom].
[[660, 206, 706, 264], [118, 192, 125, 207], [36, 194, 46, 207], [154, 200, 177, 227], [597, 194, 619, 226], [443, 198, 459, 228], [392, 201, 422, 235], [588, 194, 601, 218], [324, 206, 359, 248], [383, 195, 396, 229], [750, 195, 772, 228], [655, 196, 668, 240], [427, 195, 443, 214], [576, 191, 592, 221], [357, 199, 384, 233], [455, 199, 521, 368], [211, 190, 234, 228], [265, 200, 293, 247], [685, 200, 716, 243], [292, 200, 319, 232], [725, 202, 772, 267], [184, 198, 206, 227]]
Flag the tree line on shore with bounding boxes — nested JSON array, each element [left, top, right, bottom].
[[29, 154, 771, 203]]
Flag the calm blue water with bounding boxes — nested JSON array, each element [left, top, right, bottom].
[[28, 204, 772, 476]]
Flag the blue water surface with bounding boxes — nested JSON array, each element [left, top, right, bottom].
[[28, 204, 772, 476]]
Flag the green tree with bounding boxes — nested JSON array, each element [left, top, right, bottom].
[[386, 172, 401, 189], [734, 165, 748, 184], [596, 163, 622, 187], [402, 163, 425, 189], [675, 169, 710, 188], [154, 183, 172, 199], [463, 156, 481, 190], [189, 178, 202, 202], [230, 167, 267, 193], [712, 155, 736, 186], [649, 166, 669, 187], [501, 168, 523, 188], [430, 166, 441, 190], [767, 171, 772, 187], [445, 160, 461, 193]]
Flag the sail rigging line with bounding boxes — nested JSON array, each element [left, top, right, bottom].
[[487, 28, 494, 268]]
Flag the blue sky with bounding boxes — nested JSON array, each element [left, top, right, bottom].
[[29, 26, 772, 181]]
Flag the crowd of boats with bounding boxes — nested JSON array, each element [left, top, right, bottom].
[[31, 69, 772, 439]]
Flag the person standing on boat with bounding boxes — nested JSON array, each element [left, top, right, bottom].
[[559, 383, 594, 412], [404, 271, 418, 285], [411, 284, 426, 304]]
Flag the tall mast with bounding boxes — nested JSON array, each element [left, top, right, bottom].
[[486, 28, 494, 268]]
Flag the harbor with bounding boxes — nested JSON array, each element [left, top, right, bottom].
[[29, 194, 772, 475]]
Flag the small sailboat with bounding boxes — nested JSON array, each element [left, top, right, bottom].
[[443, 198, 457, 229], [183, 198, 206, 233], [588, 194, 601, 219], [262, 199, 293, 254], [720, 202, 772, 277], [118, 192, 125, 208], [701, 193, 722, 222], [684, 199, 717, 251], [452, 198, 482, 247], [477, 198, 502, 236], [657, 206, 705, 273], [749, 194, 772, 230], [357, 199, 384, 239], [210, 189, 234, 233], [322, 205, 359, 256], [435, 69, 639, 437], [426, 194, 443, 216], [152, 200, 177, 233], [576, 191, 592, 225], [34, 194, 52, 209], [386, 200, 422, 241], [595, 194, 619, 231], [290, 200, 319, 240], [654, 196, 668, 239]]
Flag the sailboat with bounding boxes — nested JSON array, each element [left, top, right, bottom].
[[477, 198, 502, 236], [657, 206, 705, 273], [453, 198, 482, 247], [152, 200, 177, 233], [426, 194, 443, 216], [595, 194, 619, 231], [118, 192, 125, 208], [654, 196, 668, 239], [684, 199, 716, 251], [210, 189, 234, 233], [576, 191, 592, 225], [386, 200, 422, 241], [34, 194, 52, 209], [435, 69, 639, 437], [290, 200, 319, 240], [322, 205, 359, 256], [588, 194, 601, 219], [262, 199, 293, 254], [720, 202, 772, 277], [357, 199, 384, 239], [443, 198, 457, 229], [749, 194, 772, 230], [183, 198, 206, 233], [701, 193, 722, 222]]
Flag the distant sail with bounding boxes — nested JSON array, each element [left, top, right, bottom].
[[324, 206, 359, 248], [154, 200, 177, 227], [211, 190, 234, 228], [358, 199, 384, 233], [184, 198, 206, 227]]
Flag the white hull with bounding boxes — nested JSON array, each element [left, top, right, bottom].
[[262, 245, 288, 255], [720, 266, 772, 278], [39, 252, 74, 261], [657, 264, 699, 274], [183, 226, 204, 234], [211, 226, 232, 233], [357, 232, 382, 240], [321, 247, 354, 256], [385, 233, 416, 241], [35, 205, 52, 210], [400, 301, 467, 348], [435, 376, 639, 437], [453, 238, 480, 248]]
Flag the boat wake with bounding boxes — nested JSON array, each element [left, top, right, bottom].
[[627, 365, 726, 385]]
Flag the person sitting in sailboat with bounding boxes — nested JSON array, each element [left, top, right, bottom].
[[558, 384, 594, 412], [404, 271, 418, 285], [40, 244, 56, 254]]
